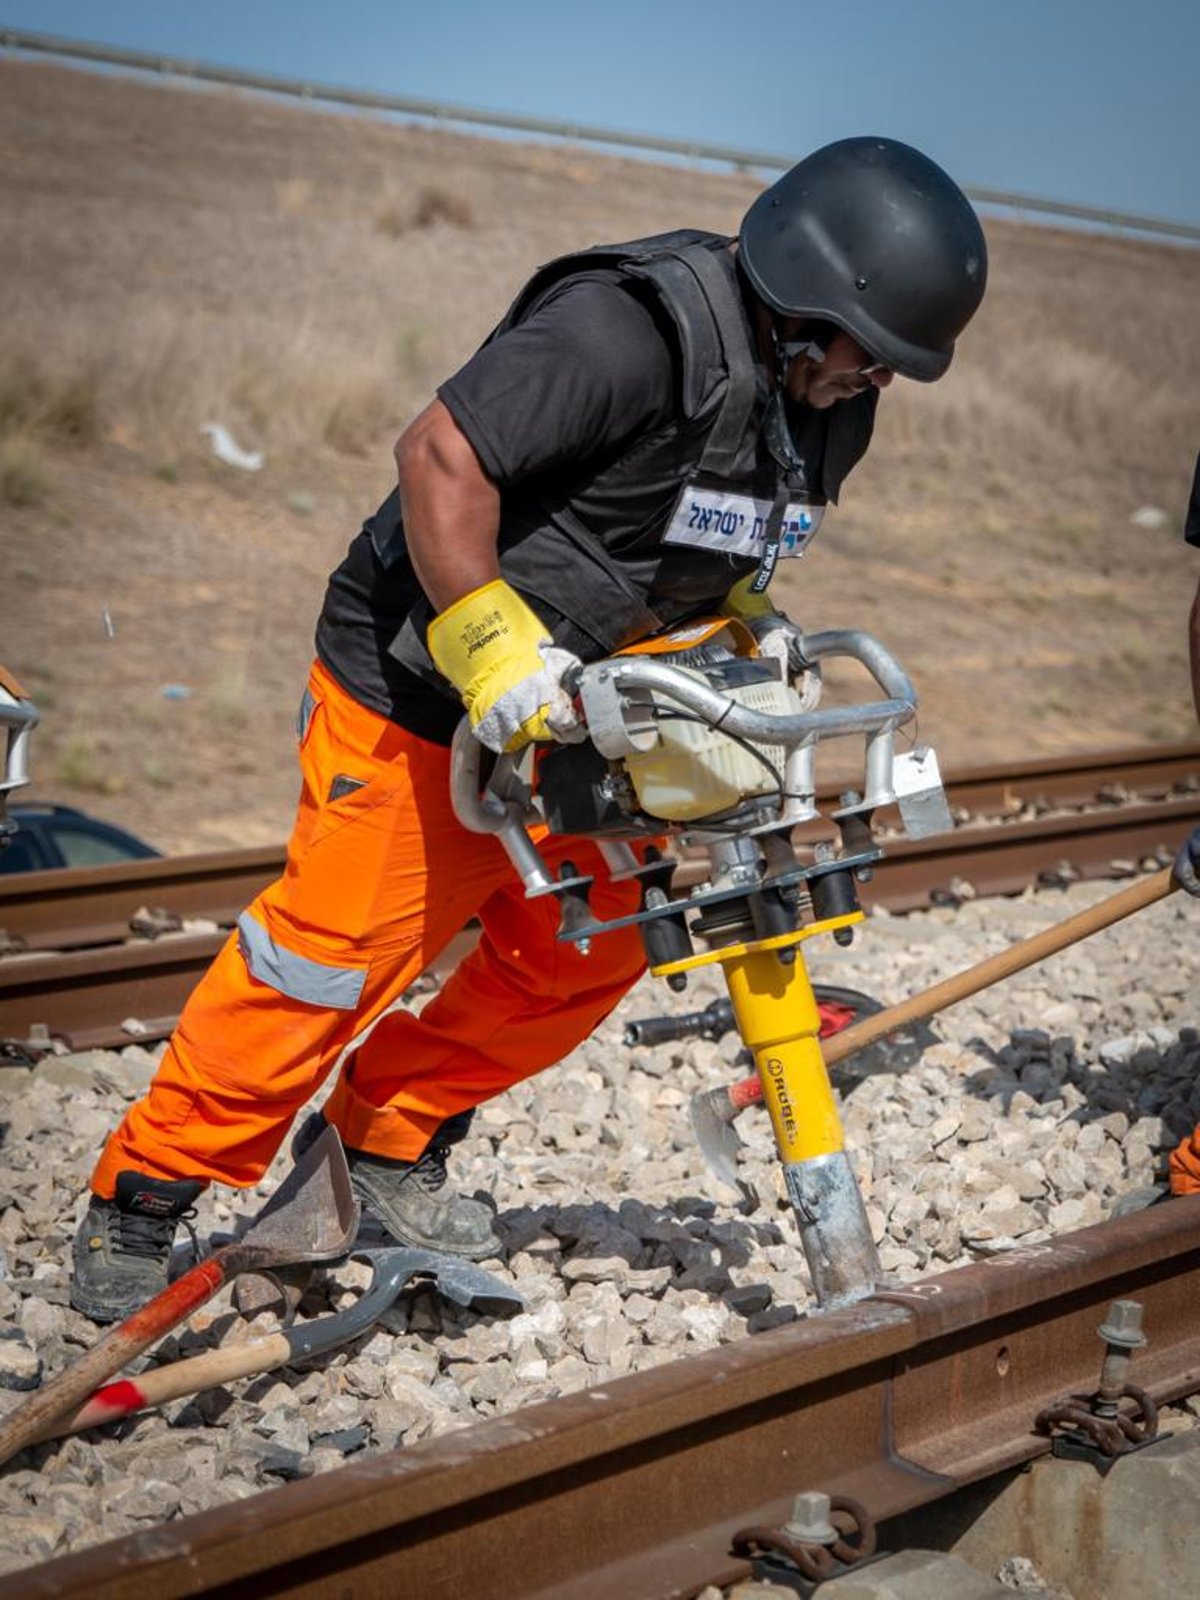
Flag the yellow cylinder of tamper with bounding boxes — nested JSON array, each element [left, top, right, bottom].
[[722, 947, 845, 1163]]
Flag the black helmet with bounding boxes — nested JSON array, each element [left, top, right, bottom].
[[738, 136, 987, 381]]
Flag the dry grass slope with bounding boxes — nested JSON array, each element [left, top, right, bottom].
[[2, 61, 1198, 853]]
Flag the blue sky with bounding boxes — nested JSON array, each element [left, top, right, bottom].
[[5, 0, 1199, 227]]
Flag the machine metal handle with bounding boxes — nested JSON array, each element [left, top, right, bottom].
[[579, 628, 916, 750]]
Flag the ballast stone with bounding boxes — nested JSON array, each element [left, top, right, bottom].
[[0, 1329, 40, 1390], [821, 1549, 1046, 1597], [1, 878, 1196, 1571]]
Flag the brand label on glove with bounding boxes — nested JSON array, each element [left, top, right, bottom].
[[664, 487, 824, 559]]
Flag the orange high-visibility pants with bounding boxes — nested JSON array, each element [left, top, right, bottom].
[[1169, 1128, 1200, 1195], [90, 660, 650, 1197]]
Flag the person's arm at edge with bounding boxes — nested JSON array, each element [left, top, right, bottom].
[[395, 398, 501, 612], [1189, 450, 1200, 719]]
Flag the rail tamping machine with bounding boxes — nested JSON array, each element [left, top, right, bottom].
[[451, 622, 951, 1309]]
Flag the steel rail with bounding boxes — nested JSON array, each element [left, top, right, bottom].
[[2, 746, 1196, 953], [0, 933, 223, 1053], [0, 927, 481, 1054], [2, 797, 1197, 1052], [9, 1200, 1200, 1600], [857, 793, 1199, 911], [924, 741, 1200, 817], [0, 845, 282, 952]]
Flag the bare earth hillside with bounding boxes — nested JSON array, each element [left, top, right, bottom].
[[3, 61, 1199, 854]]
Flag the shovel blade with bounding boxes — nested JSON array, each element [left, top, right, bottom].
[[237, 1124, 359, 1265]]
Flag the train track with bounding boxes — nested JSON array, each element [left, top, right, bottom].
[[2, 744, 1198, 1596], [2, 744, 1197, 1053], [10, 1199, 1200, 1599]]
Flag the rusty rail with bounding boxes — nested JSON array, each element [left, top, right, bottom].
[[857, 794, 1198, 910], [2, 745, 1196, 953], [0, 845, 282, 953], [2, 773, 1197, 1052], [0, 933, 231, 1053], [910, 741, 1200, 817], [10, 1200, 1200, 1600]]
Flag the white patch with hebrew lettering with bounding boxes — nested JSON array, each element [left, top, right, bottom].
[[663, 486, 824, 559]]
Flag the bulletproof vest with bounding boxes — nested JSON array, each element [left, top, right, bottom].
[[381, 231, 876, 686]]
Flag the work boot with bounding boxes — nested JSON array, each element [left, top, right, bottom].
[[292, 1111, 499, 1260], [70, 1171, 204, 1324]]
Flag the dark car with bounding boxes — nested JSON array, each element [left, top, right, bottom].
[[0, 804, 161, 874]]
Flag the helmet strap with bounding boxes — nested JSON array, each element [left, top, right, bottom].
[[763, 390, 806, 477]]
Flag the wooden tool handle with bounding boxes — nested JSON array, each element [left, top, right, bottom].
[[0, 1256, 228, 1468], [729, 1075, 763, 1110], [824, 866, 1177, 1069], [32, 1331, 293, 1445]]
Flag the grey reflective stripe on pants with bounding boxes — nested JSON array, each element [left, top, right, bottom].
[[237, 912, 366, 1010], [296, 685, 318, 743]]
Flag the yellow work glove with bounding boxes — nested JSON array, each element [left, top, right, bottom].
[[721, 572, 777, 624], [427, 578, 585, 754], [721, 574, 809, 678]]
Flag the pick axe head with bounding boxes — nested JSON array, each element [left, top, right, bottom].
[[688, 1086, 759, 1210], [377, 1247, 525, 1317], [288, 1245, 525, 1360], [236, 1240, 528, 1325]]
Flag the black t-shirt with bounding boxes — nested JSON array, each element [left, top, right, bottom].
[[439, 275, 678, 484], [315, 276, 682, 742]]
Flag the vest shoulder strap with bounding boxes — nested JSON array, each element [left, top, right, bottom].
[[657, 242, 761, 477], [494, 232, 761, 458]]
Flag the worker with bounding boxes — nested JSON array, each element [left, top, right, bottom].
[[1168, 451, 1200, 1195], [71, 136, 988, 1322]]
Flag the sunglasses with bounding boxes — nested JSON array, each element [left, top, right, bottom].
[[764, 323, 889, 476], [774, 321, 890, 381]]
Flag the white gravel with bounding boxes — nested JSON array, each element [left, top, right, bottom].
[[0, 873, 1197, 1573]]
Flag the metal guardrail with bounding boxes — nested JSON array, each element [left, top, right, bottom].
[[4, 24, 1200, 245]]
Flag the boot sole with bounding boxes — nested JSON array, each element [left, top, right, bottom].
[[68, 1284, 138, 1324]]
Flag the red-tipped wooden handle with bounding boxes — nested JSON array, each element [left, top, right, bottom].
[[0, 1254, 230, 1468], [32, 1330, 293, 1444]]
